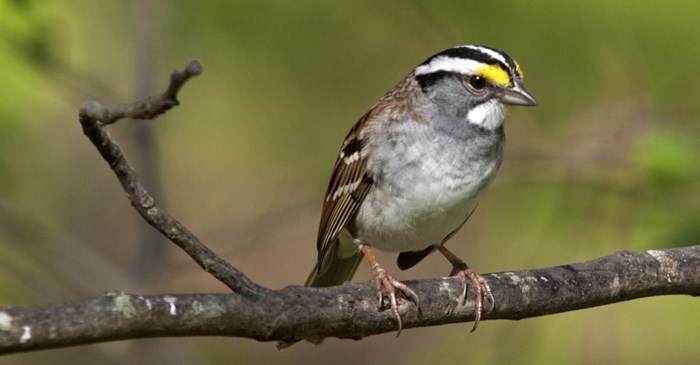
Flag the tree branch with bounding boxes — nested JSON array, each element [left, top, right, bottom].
[[77, 60, 264, 295], [1, 245, 698, 353]]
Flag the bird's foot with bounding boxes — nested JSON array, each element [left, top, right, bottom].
[[370, 263, 419, 336], [450, 262, 494, 333]]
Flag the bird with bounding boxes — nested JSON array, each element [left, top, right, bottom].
[[306, 45, 537, 336]]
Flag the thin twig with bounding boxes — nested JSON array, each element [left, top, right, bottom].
[[78, 60, 265, 295]]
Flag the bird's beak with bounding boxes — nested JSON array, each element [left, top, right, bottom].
[[500, 79, 538, 106]]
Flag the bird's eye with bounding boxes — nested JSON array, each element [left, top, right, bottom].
[[467, 75, 487, 90]]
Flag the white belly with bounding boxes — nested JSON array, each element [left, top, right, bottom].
[[351, 132, 501, 252], [353, 183, 480, 252]]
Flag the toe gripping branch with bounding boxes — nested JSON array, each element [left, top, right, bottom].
[[361, 244, 419, 336], [437, 245, 494, 332]]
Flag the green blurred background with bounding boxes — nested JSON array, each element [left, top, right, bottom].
[[1, 0, 699, 364]]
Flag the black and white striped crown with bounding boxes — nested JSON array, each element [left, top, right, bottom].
[[414, 45, 523, 89]]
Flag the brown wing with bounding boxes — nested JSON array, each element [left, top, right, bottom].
[[316, 109, 378, 267]]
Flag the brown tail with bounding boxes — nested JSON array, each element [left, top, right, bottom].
[[305, 238, 363, 287]]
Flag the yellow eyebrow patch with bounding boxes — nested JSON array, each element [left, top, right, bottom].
[[476, 64, 511, 86]]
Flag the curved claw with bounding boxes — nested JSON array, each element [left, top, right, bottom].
[[435, 244, 495, 332], [370, 264, 419, 336], [454, 268, 494, 333]]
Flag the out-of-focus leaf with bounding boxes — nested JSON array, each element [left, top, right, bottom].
[[634, 130, 700, 185], [0, 0, 55, 67]]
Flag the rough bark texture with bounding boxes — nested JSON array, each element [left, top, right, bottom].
[[1, 246, 699, 353]]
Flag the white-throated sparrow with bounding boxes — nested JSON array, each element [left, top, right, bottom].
[[307, 45, 537, 335]]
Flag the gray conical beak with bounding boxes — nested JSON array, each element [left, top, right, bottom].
[[501, 79, 538, 106]]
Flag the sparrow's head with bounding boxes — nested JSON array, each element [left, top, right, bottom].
[[413, 45, 537, 130]]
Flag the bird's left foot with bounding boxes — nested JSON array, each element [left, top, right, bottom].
[[450, 261, 494, 332], [436, 244, 494, 332]]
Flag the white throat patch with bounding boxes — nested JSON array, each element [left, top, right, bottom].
[[466, 100, 508, 130]]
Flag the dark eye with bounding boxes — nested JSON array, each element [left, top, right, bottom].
[[467, 75, 487, 90]]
